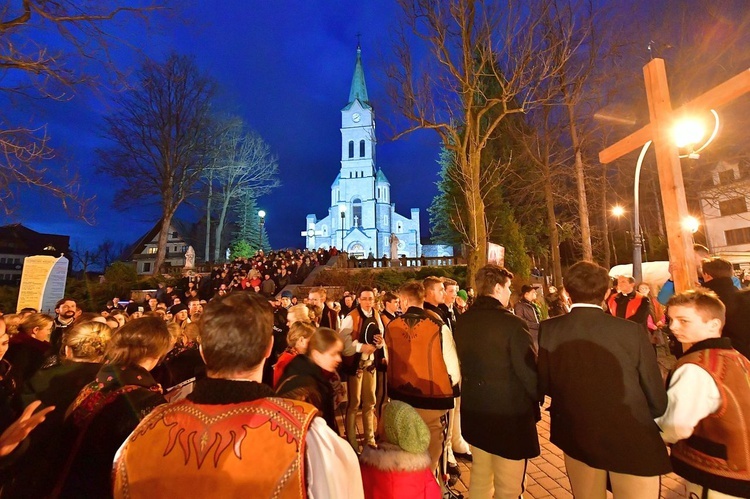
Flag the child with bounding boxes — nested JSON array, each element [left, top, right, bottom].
[[359, 400, 441, 499]]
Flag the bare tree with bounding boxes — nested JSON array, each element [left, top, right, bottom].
[[98, 53, 217, 275], [387, 0, 575, 285], [0, 1, 165, 217], [70, 242, 101, 274], [207, 119, 280, 262]]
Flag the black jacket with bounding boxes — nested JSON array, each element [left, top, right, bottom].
[[276, 355, 337, 432], [703, 277, 750, 359], [454, 295, 540, 460], [538, 306, 671, 476]]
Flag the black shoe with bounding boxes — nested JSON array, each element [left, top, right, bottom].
[[447, 462, 460, 477], [443, 488, 464, 499], [454, 451, 472, 462]]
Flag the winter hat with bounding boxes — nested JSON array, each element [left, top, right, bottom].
[[169, 303, 188, 315], [383, 400, 430, 454], [456, 290, 468, 302], [281, 290, 294, 299]]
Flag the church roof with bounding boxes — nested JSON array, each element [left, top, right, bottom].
[[375, 169, 389, 184], [331, 172, 341, 187], [346, 45, 371, 110]]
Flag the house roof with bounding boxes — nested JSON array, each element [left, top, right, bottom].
[[125, 218, 200, 260], [0, 224, 70, 256]]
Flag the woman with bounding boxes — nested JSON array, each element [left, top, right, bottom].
[[54, 317, 171, 498], [6, 313, 54, 386], [273, 321, 315, 388], [276, 327, 343, 432], [7, 322, 112, 498]]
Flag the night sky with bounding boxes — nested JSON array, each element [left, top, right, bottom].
[[5, 1, 440, 254]]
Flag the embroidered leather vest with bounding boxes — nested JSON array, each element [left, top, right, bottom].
[[114, 397, 318, 499], [607, 292, 644, 319], [671, 348, 750, 482], [385, 310, 454, 410]]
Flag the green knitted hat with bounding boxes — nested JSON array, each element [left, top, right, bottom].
[[383, 400, 430, 454]]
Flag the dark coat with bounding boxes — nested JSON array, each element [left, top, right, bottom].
[[538, 306, 671, 476], [453, 295, 540, 460], [703, 277, 750, 359], [276, 354, 337, 432]]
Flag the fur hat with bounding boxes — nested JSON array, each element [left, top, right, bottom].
[[383, 400, 430, 454]]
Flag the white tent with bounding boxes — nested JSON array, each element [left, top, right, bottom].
[[609, 261, 671, 291]]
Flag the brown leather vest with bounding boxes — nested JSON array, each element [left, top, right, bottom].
[[385, 309, 454, 410], [671, 348, 750, 482], [114, 397, 318, 498]]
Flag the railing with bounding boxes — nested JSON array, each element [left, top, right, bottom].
[[341, 255, 462, 269]]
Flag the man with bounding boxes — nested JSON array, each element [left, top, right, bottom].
[[439, 278, 459, 331], [454, 265, 539, 498], [186, 297, 202, 322], [260, 273, 276, 297], [656, 289, 749, 498], [538, 261, 670, 498], [50, 298, 77, 356], [340, 293, 355, 318], [701, 257, 750, 359], [308, 287, 339, 330], [423, 276, 449, 324], [380, 292, 400, 326], [607, 275, 651, 331], [113, 293, 363, 498], [514, 284, 541, 347], [385, 281, 460, 490], [339, 287, 382, 450], [657, 244, 741, 305]]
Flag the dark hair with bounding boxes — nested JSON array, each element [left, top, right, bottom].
[[55, 298, 75, 310], [199, 292, 273, 374], [307, 327, 342, 356], [383, 291, 398, 303], [105, 317, 171, 366], [398, 281, 425, 303], [701, 257, 734, 279], [565, 261, 610, 304], [358, 286, 374, 297], [475, 264, 514, 297], [668, 289, 725, 325]]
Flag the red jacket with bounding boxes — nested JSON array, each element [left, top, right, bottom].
[[359, 443, 441, 499]]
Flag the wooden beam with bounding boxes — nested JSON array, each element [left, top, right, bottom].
[[643, 58, 697, 292], [599, 67, 750, 164]]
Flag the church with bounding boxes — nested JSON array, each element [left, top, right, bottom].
[[301, 45, 421, 258]]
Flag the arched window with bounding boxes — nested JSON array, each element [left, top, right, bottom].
[[352, 198, 362, 227], [348, 141, 354, 158], [359, 140, 365, 157]]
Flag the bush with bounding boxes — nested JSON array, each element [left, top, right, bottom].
[[312, 266, 467, 292]]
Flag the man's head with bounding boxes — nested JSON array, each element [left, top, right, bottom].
[[616, 275, 636, 295], [693, 244, 710, 269], [343, 295, 354, 308], [520, 284, 537, 302], [423, 276, 445, 307], [383, 291, 399, 315], [187, 297, 202, 317], [55, 298, 77, 320], [398, 281, 425, 310], [200, 292, 274, 377], [148, 298, 158, 310], [307, 287, 327, 310], [442, 278, 458, 306], [475, 264, 514, 307], [667, 289, 725, 344], [565, 261, 611, 305], [358, 287, 375, 313], [701, 257, 734, 282], [280, 290, 293, 309]]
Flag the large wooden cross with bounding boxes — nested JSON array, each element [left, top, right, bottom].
[[599, 58, 750, 292]]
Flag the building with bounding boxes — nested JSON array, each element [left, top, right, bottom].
[[301, 45, 421, 258], [127, 219, 199, 275], [0, 224, 70, 285], [699, 160, 750, 266]]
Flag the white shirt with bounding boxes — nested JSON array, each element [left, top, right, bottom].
[[305, 418, 364, 498], [655, 363, 722, 444], [339, 308, 383, 358]]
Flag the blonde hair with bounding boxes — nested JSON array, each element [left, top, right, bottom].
[[287, 304, 313, 324], [18, 313, 54, 337], [63, 321, 112, 361], [106, 317, 172, 366], [3, 314, 21, 336], [286, 321, 316, 348]]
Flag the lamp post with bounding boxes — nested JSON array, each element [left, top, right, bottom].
[[258, 210, 266, 252], [339, 205, 346, 251], [629, 111, 718, 284]]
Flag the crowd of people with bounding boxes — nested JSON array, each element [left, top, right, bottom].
[[0, 246, 745, 498]]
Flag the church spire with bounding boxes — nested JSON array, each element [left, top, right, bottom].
[[348, 43, 369, 105]]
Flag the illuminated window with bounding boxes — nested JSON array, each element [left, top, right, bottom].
[[147, 247, 157, 254]]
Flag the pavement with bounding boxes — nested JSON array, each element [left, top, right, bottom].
[[450, 401, 689, 498]]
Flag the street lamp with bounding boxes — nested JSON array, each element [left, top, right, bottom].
[[682, 216, 700, 234], [258, 210, 266, 252], [339, 204, 346, 251], [630, 110, 719, 284]]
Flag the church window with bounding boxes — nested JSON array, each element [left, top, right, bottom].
[[360, 140, 365, 157], [397, 222, 403, 232], [352, 198, 362, 227], [349, 172, 352, 178], [348, 141, 354, 158]]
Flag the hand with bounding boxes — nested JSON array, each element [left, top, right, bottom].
[[373, 334, 383, 347], [0, 401, 55, 457], [360, 344, 376, 355]]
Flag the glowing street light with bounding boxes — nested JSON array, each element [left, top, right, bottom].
[[682, 216, 700, 234], [258, 210, 266, 251], [611, 205, 625, 218], [672, 117, 705, 149]]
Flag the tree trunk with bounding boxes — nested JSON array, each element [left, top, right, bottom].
[[567, 101, 593, 261], [465, 150, 487, 289], [153, 210, 175, 275], [204, 169, 213, 262], [214, 195, 230, 262], [543, 164, 563, 287], [601, 163, 611, 269]]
